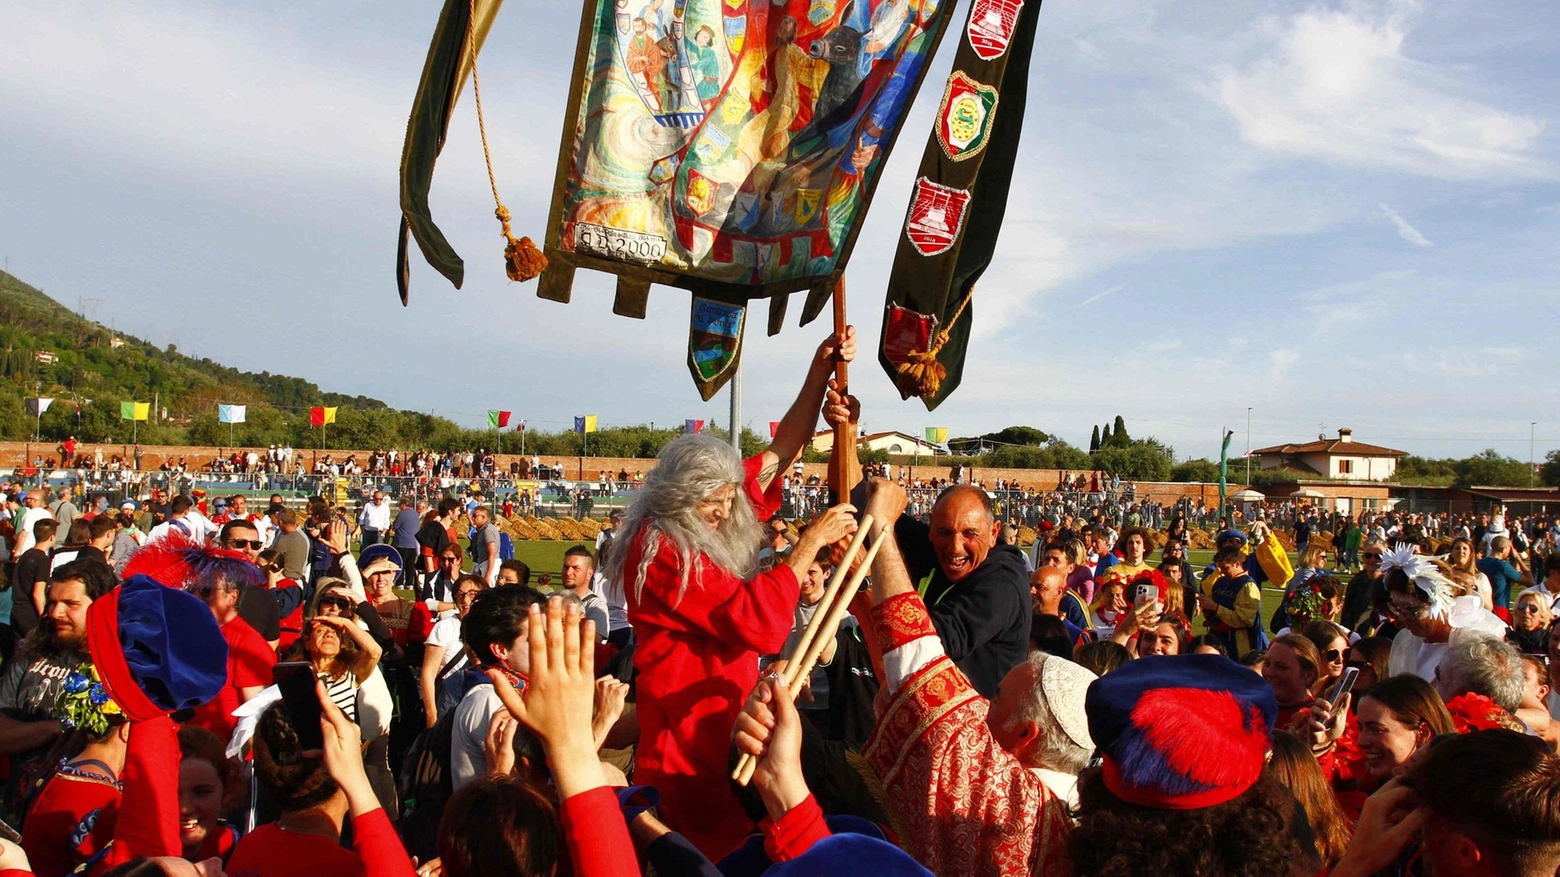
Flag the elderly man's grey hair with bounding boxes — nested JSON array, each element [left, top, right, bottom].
[[1004, 651, 1093, 775], [1436, 633, 1525, 713], [604, 435, 762, 604]]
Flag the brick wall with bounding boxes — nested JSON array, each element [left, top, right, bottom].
[[3, 441, 1390, 504]]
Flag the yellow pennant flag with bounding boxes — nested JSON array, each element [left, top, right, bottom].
[[121, 401, 150, 421]]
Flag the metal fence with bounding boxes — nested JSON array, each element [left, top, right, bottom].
[[0, 467, 639, 519]]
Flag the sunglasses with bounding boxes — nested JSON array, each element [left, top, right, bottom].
[[1389, 600, 1429, 619], [265, 564, 283, 574], [227, 539, 263, 550], [1363, 553, 1382, 560], [441, 556, 461, 563], [1345, 659, 1368, 670], [318, 596, 351, 612], [1324, 649, 1343, 663]]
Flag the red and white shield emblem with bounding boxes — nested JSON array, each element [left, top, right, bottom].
[[967, 0, 1024, 61], [904, 177, 971, 257]]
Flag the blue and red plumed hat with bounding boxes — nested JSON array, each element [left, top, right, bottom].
[[121, 531, 263, 593], [1085, 654, 1276, 810], [86, 574, 229, 723]]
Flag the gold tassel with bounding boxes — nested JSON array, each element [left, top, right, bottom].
[[468, 0, 544, 283], [894, 291, 971, 399], [496, 206, 547, 282]]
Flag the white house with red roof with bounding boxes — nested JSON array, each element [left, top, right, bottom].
[[1252, 428, 1406, 482], [809, 429, 943, 457]]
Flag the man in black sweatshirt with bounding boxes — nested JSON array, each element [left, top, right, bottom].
[[888, 485, 1031, 698]]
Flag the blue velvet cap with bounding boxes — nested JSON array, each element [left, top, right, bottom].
[[1216, 529, 1248, 547], [1085, 655, 1276, 810], [88, 573, 229, 721], [762, 834, 932, 876]]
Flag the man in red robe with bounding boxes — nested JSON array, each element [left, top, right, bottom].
[[606, 328, 858, 860], [852, 479, 1075, 876]]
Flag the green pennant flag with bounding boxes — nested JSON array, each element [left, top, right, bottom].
[[878, 0, 1046, 410], [1219, 429, 1235, 517]]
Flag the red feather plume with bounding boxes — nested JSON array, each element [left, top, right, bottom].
[[121, 532, 201, 588], [1132, 687, 1267, 788]]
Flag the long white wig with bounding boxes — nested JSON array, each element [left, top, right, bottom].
[[604, 434, 764, 605]]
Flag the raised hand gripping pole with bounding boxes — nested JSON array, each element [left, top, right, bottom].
[[732, 519, 885, 786]]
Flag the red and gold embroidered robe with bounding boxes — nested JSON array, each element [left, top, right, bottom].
[[862, 592, 1073, 876]]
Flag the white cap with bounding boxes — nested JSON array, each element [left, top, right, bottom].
[[1040, 655, 1097, 751]]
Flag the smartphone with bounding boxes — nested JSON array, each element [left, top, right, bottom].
[[274, 661, 324, 751], [1329, 666, 1360, 707], [1133, 582, 1157, 607]]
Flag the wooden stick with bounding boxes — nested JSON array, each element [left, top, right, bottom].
[[827, 277, 859, 504], [785, 531, 884, 699], [729, 516, 873, 784], [773, 513, 872, 688], [733, 525, 886, 786]]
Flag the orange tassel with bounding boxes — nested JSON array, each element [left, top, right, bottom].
[[495, 205, 546, 282], [894, 291, 971, 399], [505, 235, 547, 282]]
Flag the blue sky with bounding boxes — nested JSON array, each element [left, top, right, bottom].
[[2, 0, 1556, 463]]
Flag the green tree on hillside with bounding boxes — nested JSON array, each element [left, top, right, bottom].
[[1093, 436, 1173, 481], [1451, 449, 1530, 488], [1541, 450, 1560, 487], [1171, 459, 1221, 482]]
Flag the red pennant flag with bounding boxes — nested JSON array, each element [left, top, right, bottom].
[[769, 421, 781, 439]]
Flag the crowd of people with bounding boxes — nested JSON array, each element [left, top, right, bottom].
[[0, 330, 1556, 876]]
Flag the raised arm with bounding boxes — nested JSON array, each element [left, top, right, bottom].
[[418, 642, 447, 729], [486, 599, 637, 877], [316, 615, 382, 682], [758, 327, 856, 491]]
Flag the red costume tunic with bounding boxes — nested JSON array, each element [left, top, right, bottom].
[[20, 762, 120, 877], [624, 454, 793, 861], [190, 617, 278, 742], [226, 809, 414, 877]]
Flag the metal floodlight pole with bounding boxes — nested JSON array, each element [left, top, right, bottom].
[[1246, 407, 1252, 485], [729, 362, 742, 455]]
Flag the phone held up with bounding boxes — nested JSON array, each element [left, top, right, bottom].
[[274, 661, 324, 751]]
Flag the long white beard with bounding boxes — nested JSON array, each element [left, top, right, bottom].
[[630, 510, 763, 606]]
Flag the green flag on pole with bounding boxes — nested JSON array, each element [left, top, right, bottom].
[[1218, 429, 1235, 520]]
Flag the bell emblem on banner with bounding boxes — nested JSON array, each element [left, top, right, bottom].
[[904, 177, 972, 257], [967, 0, 1025, 60]]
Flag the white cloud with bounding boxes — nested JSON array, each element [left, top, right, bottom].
[[1079, 283, 1126, 307], [1379, 203, 1433, 247], [1212, 3, 1551, 180], [1269, 348, 1300, 380]]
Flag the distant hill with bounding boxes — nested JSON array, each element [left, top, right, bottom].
[[0, 269, 464, 449]]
